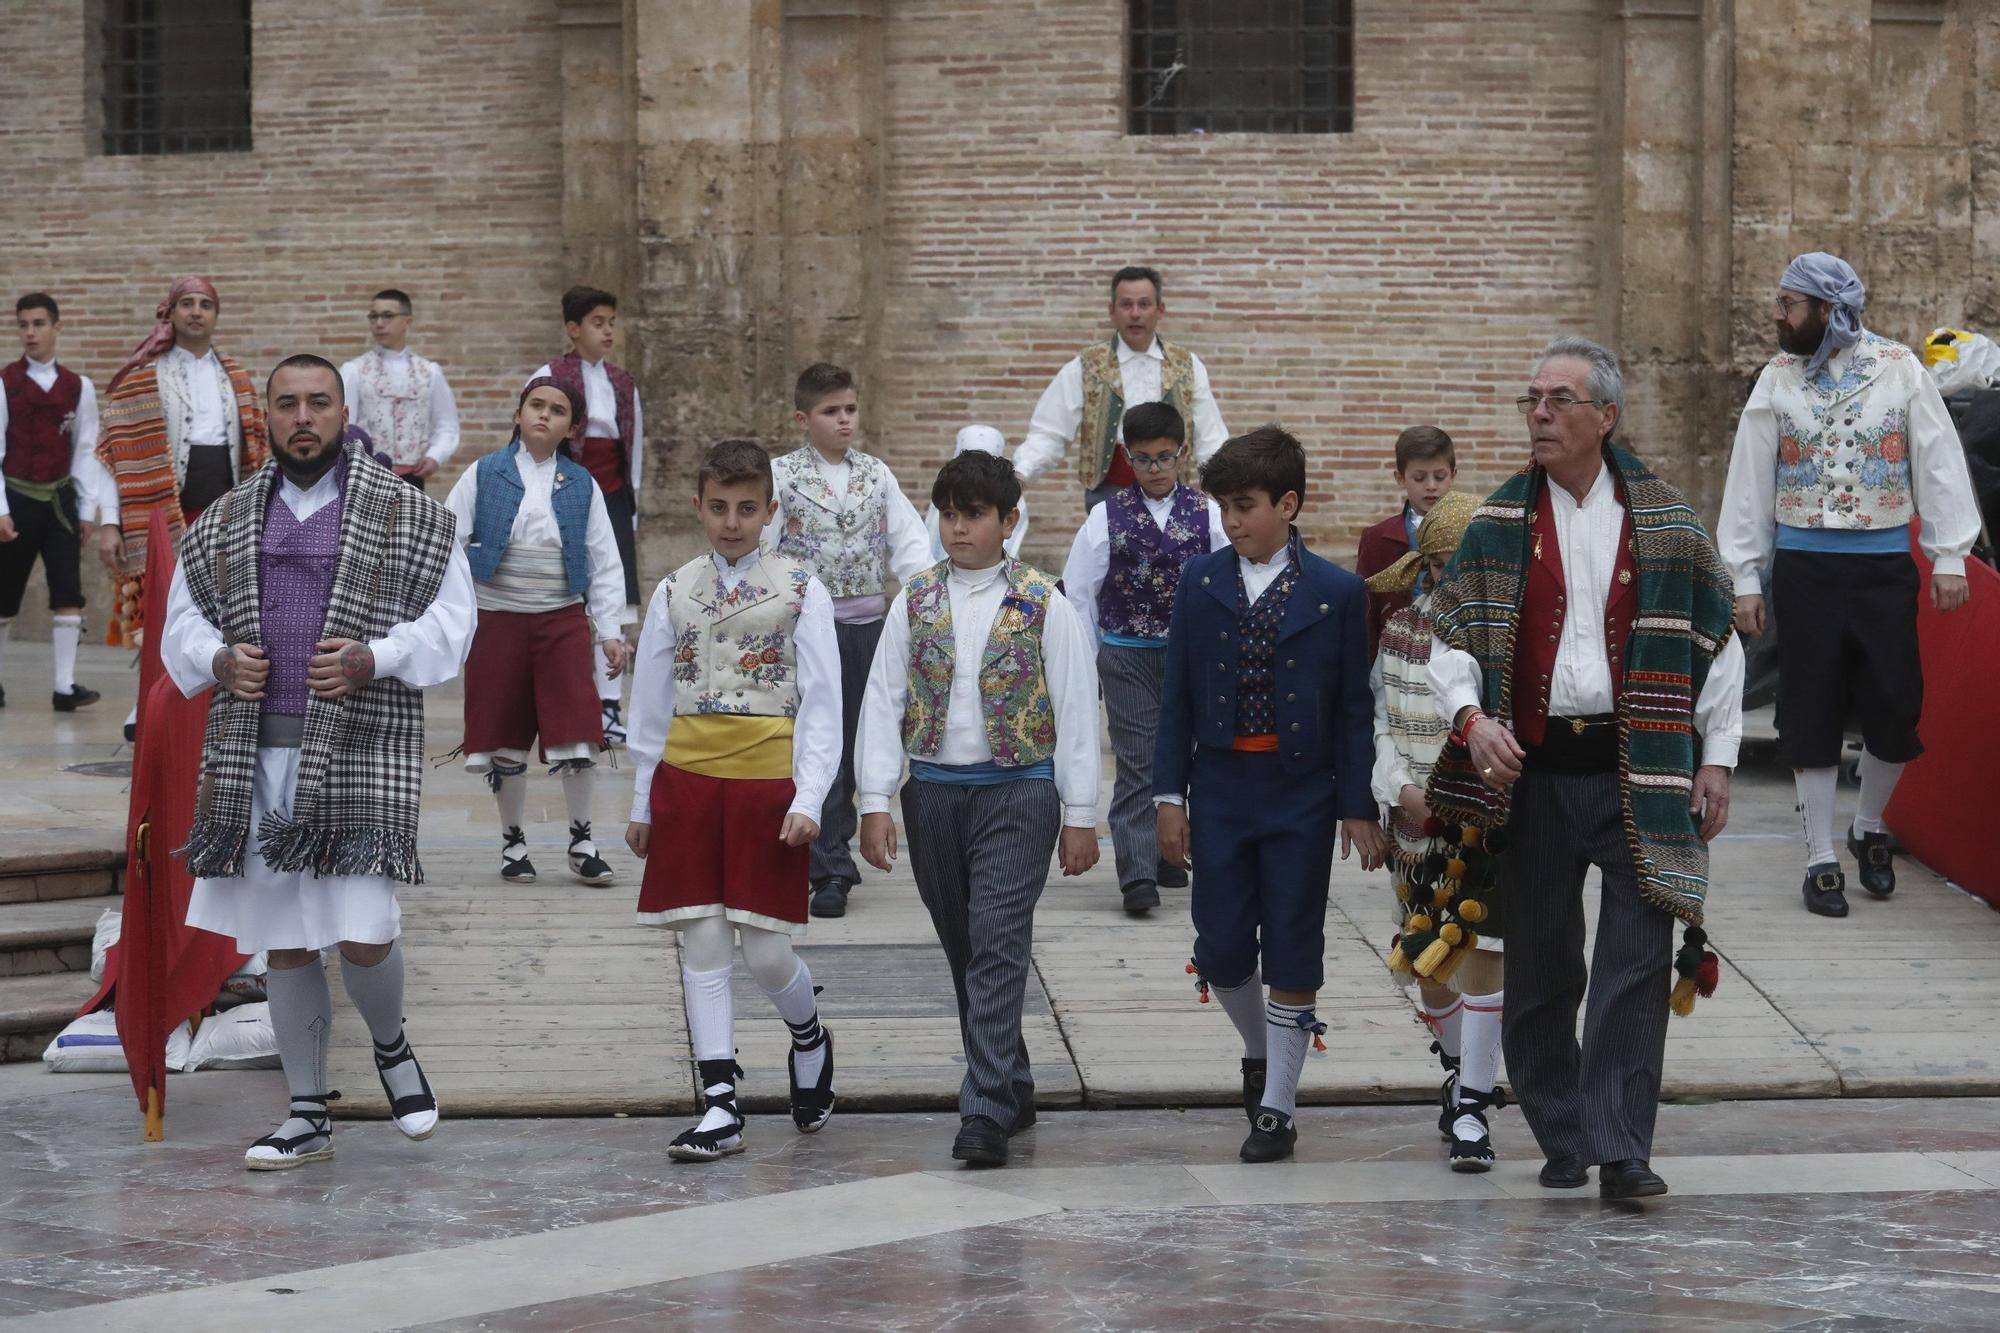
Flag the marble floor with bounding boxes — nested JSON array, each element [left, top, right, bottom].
[[4, 1069, 2000, 1330]]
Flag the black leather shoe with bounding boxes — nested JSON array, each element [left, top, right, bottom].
[[1240, 1057, 1267, 1125], [1802, 863, 1848, 918], [1847, 826, 1896, 898], [1120, 879, 1160, 915], [810, 878, 853, 919], [951, 1115, 1008, 1167], [1539, 1154, 1589, 1189], [1009, 1099, 1037, 1136], [53, 685, 100, 711], [1598, 1158, 1668, 1200], [1156, 862, 1189, 889], [1239, 1107, 1298, 1163]]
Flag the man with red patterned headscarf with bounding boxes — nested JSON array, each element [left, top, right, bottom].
[[98, 278, 269, 679]]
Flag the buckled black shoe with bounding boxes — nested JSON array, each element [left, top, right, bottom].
[[1120, 879, 1160, 915], [1598, 1158, 1668, 1200], [1539, 1154, 1589, 1189], [810, 877, 853, 919], [1446, 1087, 1506, 1173], [951, 1115, 1009, 1167], [1801, 863, 1848, 918], [52, 685, 101, 711], [1239, 1106, 1298, 1163], [1847, 825, 1897, 898], [1155, 861, 1189, 889], [1240, 1057, 1267, 1125], [500, 827, 536, 883]]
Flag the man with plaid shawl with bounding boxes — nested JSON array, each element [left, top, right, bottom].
[[160, 355, 475, 1170]]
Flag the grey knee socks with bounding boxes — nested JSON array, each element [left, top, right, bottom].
[[265, 956, 334, 1100]]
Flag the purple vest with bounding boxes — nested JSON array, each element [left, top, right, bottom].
[[258, 466, 346, 718], [1098, 484, 1211, 640]]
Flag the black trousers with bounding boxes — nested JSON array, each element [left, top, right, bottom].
[[811, 618, 883, 884], [1772, 548, 1923, 767], [603, 484, 641, 608], [0, 484, 84, 617]]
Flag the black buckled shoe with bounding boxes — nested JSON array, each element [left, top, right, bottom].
[[1155, 861, 1190, 889], [567, 821, 615, 886], [1847, 826, 1897, 899], [1431, 1040, 1461, 1143], [787, 1028, 835, 1133], [1539, 1154, 1589, 1189], [1599, 1158, 1668, 1200], [669, 1059, 746, 1162], [1239, 1106, 1298, 1163], [951, 1115, 1009, 1167], [52, 685, 100, 711], [1446, 1086, 1506, 1173], [1240, 1057, 1267, 1125], [1120, 879, 1160, 915], [810, 878, 854, 919], [1801, 863, 1848, 918], [500, 827, 536, 883]]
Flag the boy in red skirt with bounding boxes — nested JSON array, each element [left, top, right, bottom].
[[625, 439, 843, 1161]]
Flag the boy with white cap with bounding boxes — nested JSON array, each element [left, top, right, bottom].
[[929, 426, 1028, 561]]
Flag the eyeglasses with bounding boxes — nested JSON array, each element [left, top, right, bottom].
[[1128, 447, 1186, 473], [1771, 296, 1813, 317], [1514, 393, 1604, 415]]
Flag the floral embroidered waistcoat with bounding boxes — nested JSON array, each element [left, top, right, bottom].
[[353, 349, 435, 468], [1076, 337, 1197, 490], [663, 551, 813, 717], [1100, 483, 1210, 639], [1767, 332, 1920, 532], [900, 558, 1058, 767], [771, 446, 892, 598]]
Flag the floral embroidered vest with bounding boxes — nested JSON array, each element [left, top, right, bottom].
[[1767, 332, 1919, 532], [1099, 484, 1210, 639], [1076, 337, 1196, 490], [771, 446, 892, 598], [900, 558, 1058, 767], [662, 551, 813, 717]]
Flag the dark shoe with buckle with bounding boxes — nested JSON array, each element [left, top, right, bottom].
[[1847, 825, 1896, 899], [810, 877, 853, 918], [1801, 863, 1848, 917], [951, 1115, 1009, 1167], [1239, 1106, 1298, 1163], [52, 685, 101, 711], [1539, 1154, 1589, 1189], [1240, 1057, 1267, 1125], [1120, 879, 1160, 915], [1598, 1158, 1668, 1200], [1156, 861, 1189, 889]]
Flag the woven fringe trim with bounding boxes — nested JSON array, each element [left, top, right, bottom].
[[177, 818, 250, 881], [255, 812, 425, 884]]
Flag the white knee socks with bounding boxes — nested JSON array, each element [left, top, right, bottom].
[[1453, 989, 1504, 1139], [682, 960, 737, 1134], [1420, 991, 1463, 1060], [1211, 968, 1268, 1059], [1794, 766, 1839, 868], [761, 957, 827, 1087], [1853, 751, 1905, 838], [50, 614, 80, 693], [1263, 999, 1318, 1118]]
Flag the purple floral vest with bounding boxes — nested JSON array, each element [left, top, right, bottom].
[[1099, 484, 1210, 640], [258, 470, 345, 718]]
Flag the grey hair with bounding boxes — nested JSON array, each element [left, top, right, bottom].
[[1536, 335, 1623, 408]]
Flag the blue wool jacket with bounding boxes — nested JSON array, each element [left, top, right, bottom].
[[1153, 540, 1378, 819], [465, 437, 594, 595]]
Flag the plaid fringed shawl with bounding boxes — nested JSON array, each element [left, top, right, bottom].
[[175, 447, 458, 883], [1425, 445, 1736, 925]]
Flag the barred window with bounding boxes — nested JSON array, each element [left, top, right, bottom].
[[99, 0, 253, 156], [1129, 0, 1354, 135]]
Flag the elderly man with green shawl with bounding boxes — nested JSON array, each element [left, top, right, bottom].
[[1422, 335, 1744, 1202]]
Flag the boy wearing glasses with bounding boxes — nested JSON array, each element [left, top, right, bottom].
[[1061, 402, 1226, 914], [1355, 426, 1457, 652], [339, 290, 461, 490]]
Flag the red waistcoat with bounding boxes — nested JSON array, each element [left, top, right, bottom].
[[1511, 474, 1638, 747], [1, 359, 83, 485]]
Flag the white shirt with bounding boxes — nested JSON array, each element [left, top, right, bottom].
[[855, 560, 1102, 828], [1238, 544, 1291, 604], [1426, 460, 1746, 767], [529, 360, 645, 509], [340, 347, 461, 465], [1060, 490, 1230, 641], [166, 346, 230, 448], [443, 447, 628, 640], [624, 550, 843, 824], [759, 446, 935, 624], [160, 466, 478, 698], [0, 356, 109, 522], [1013, 336, 1230, 482]]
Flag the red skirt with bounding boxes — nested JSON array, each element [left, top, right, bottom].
[[461, 604, 604, 757], [636, 761, 810, 932]]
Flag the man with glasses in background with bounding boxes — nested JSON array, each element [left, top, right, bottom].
[[340, 289, 461, 491], [1719, 252, 1979, 919]]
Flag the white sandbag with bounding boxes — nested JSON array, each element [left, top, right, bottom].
[[89, 909, 122, 984], [181, 1002, 281, 1071], [42, 1010, 192, 1074]]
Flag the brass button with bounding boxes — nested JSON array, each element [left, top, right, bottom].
[[1220, 631, 1229, 641]]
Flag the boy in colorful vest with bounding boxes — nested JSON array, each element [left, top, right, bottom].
[[445, 377, 629, 885], [1060, 401, 1227, 914], [1155, 426, 1389, 1164], [765, 362, 932, 919], [1355, 425, 1457, 652], [625, 439, 841, 1160], [855, 450, 1101, 1167]]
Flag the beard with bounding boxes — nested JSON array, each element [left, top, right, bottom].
[[1777, 310, 1827, 358], [277, 433, 341, 486]]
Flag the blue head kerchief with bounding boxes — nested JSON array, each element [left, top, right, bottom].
[[1780, 252, 1867, 377]]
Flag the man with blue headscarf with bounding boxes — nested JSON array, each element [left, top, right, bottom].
[[1720, 252, 1981, 919]]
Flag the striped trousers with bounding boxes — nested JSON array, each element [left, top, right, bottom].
[[1499, 768, 1674, 1166], [811, 617, 884, 884], [1097, 641, 1168, 889], [901, 776, 1060, 1129]]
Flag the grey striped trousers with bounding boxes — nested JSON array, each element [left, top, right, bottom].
[[1499, 768, 1674, 1166], [901, 777, 1060, 1129], [1097, 641, 1168, 888]]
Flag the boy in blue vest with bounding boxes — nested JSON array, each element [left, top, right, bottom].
[[445, 377, 629, 885], [1155, 426, 1389, 1163], [1060, 401, 1227, 914]]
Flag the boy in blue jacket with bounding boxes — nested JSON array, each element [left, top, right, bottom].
[[1154, 425, 1388, 1163]]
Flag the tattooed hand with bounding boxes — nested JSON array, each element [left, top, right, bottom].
[[308, 638, 374, 700], [212, 643, 270, 701]]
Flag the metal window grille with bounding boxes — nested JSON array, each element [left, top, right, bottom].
[[100, 0, 253, 156], [1129, 0, 1353, 135]]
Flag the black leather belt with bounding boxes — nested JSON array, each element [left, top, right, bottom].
[[1527, 713, 1617, 774]]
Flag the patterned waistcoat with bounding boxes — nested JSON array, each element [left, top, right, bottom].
[[901, 558, 1058, 767], [1100, 484, 1210, 639], [1767, 332, 1920, 532], [1, 359, 82, 484], [663, 551, 812, 717], [259, 468, 346, 718], [546, 353, 638, 491], [1076, 337, 1197, 490], [353, 348, 436, 468], [771, 446, 892, 598], [1234, 548, 1302, 736], [466, 439, 593, 594]]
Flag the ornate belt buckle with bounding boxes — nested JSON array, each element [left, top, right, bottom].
[[1571, 717, 1587, 736]]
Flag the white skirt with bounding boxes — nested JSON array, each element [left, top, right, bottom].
[[185, 746, 404, 953]]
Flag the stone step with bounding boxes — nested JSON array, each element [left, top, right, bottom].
[[0, 826, 125, 904], [0, 971, 97, 1063], [0, 894, 121, 979]]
